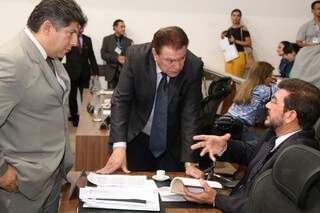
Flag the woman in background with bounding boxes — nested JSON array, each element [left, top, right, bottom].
[[282, 43, 300, 78], [276, 40, 291, 77], [226, 61, 277, 140], [221, 9, 252, 78]]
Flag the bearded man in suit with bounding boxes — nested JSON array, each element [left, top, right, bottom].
[[184, 78, 320, 213], [0, 0, 86, 212]]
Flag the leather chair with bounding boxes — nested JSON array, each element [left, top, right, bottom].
[[200, 77, 232, 134], [247, 144, 320, 213]]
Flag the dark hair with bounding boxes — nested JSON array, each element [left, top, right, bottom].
[[278, 79, 320, 129], [283, 43, 300, 55], [152, 26, 189, 54], [280, 41, 290, 48], [311, 1, 320, 9], [27, 0, 87, 32], [231, 9, 242, 17], [113, 19, 124, 27]]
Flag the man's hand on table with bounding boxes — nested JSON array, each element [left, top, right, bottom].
[[96, 147, 130, 174], [185, 165, 204, 179]]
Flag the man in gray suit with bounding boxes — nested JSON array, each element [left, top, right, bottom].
[[0, 0, 86, 212], [101, 19, 133, 89]]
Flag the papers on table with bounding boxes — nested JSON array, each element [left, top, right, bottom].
[[158, 187, 186, 202], [96, 90, 113, 95], [219, 37, 239, 62], [87, 173, 147, 187], [81, 174, 160, 211], [170, 177, 223, 195]]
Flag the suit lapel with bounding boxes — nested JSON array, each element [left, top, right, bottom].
[[262, 130, 315, 170], [20, 31, 64, 103], [52, 59, 70, 103], [147, 53, 157, 99]]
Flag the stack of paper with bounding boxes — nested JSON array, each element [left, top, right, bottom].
[[80, 173, 160, 211]]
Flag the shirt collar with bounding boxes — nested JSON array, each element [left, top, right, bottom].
[[272, 129, 302, 151], [24, 27, 47, 60], [155, 62, 162, 74]]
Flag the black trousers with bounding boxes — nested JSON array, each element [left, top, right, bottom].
[[69, 79, 87, 119], [126, 132, 184, 171]]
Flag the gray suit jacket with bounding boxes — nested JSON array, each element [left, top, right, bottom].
[[0, 31, 73, 200], [100, 34, 132, 81], [291, 45, 320, 89]]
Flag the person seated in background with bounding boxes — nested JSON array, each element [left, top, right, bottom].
[[184, 78, 320, 213], [221, 9, 252, 78], [101, 19, 133, 89], [225, 61, 277, 141], [282, 43, 300, 78], [276, 40, 291, 78], [296, 0, 320, 48]]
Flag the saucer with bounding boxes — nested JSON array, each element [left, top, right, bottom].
[[152, 175, 170, 182]]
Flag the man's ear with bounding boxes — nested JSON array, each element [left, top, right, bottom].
[[40, 20, 54, 35], [152, 48, 158, 62], [284, 110, 298, 124]]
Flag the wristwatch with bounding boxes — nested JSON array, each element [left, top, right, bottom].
[[184, 162, 199, 168]]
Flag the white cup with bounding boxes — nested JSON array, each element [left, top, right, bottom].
[[104, 99, 111, 108], [156, 170, 165, 178]]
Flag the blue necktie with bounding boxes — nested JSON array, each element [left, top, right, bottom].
[[149, 73, 168, 157]]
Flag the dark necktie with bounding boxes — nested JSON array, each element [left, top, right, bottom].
[[46, 57, 55, 74], [149, 73, 168, 157], [247, 136, 277, 183]]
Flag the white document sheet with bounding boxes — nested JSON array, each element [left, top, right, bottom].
[[158, 187, 186, 202], [176, 177, 223, 189], [80, 180, 160, 211], [87, 173, 147, 187], [219, 37, 239, 62]]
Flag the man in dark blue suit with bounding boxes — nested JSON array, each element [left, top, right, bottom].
[[65, 23, 98, 127], [184, 79, 320, 213]]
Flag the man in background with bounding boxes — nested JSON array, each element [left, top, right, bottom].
[[97, 26, 204, 178], [0, 0, 86, 212], [296, 1, 320, 47], [101, 19, 133, 89], [65, 22, 99, 127], [184, 79, 320, 213]]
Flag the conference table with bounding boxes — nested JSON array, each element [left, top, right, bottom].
[[77, 171, 223, 213], [75, 89, 110, 171], [74, 88, 231, 212]]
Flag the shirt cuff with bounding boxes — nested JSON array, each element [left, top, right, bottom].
[[113, 142, 127, 149], [217, 144, 228, 156]]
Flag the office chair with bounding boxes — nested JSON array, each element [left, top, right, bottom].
[[247, 145, 320, 213], [200, 77, 233, 134], [199, 77, 233, 171]]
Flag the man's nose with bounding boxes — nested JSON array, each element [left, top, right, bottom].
[[71, 34, 78, 46]]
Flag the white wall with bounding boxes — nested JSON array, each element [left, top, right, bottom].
[[0, 0, 314, 74]]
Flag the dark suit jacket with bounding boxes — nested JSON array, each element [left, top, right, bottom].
[[109, 43, 203, 163], [100, 34, 132, 81], [65, 34, 98, 86], [215, 129, 319, 213]]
